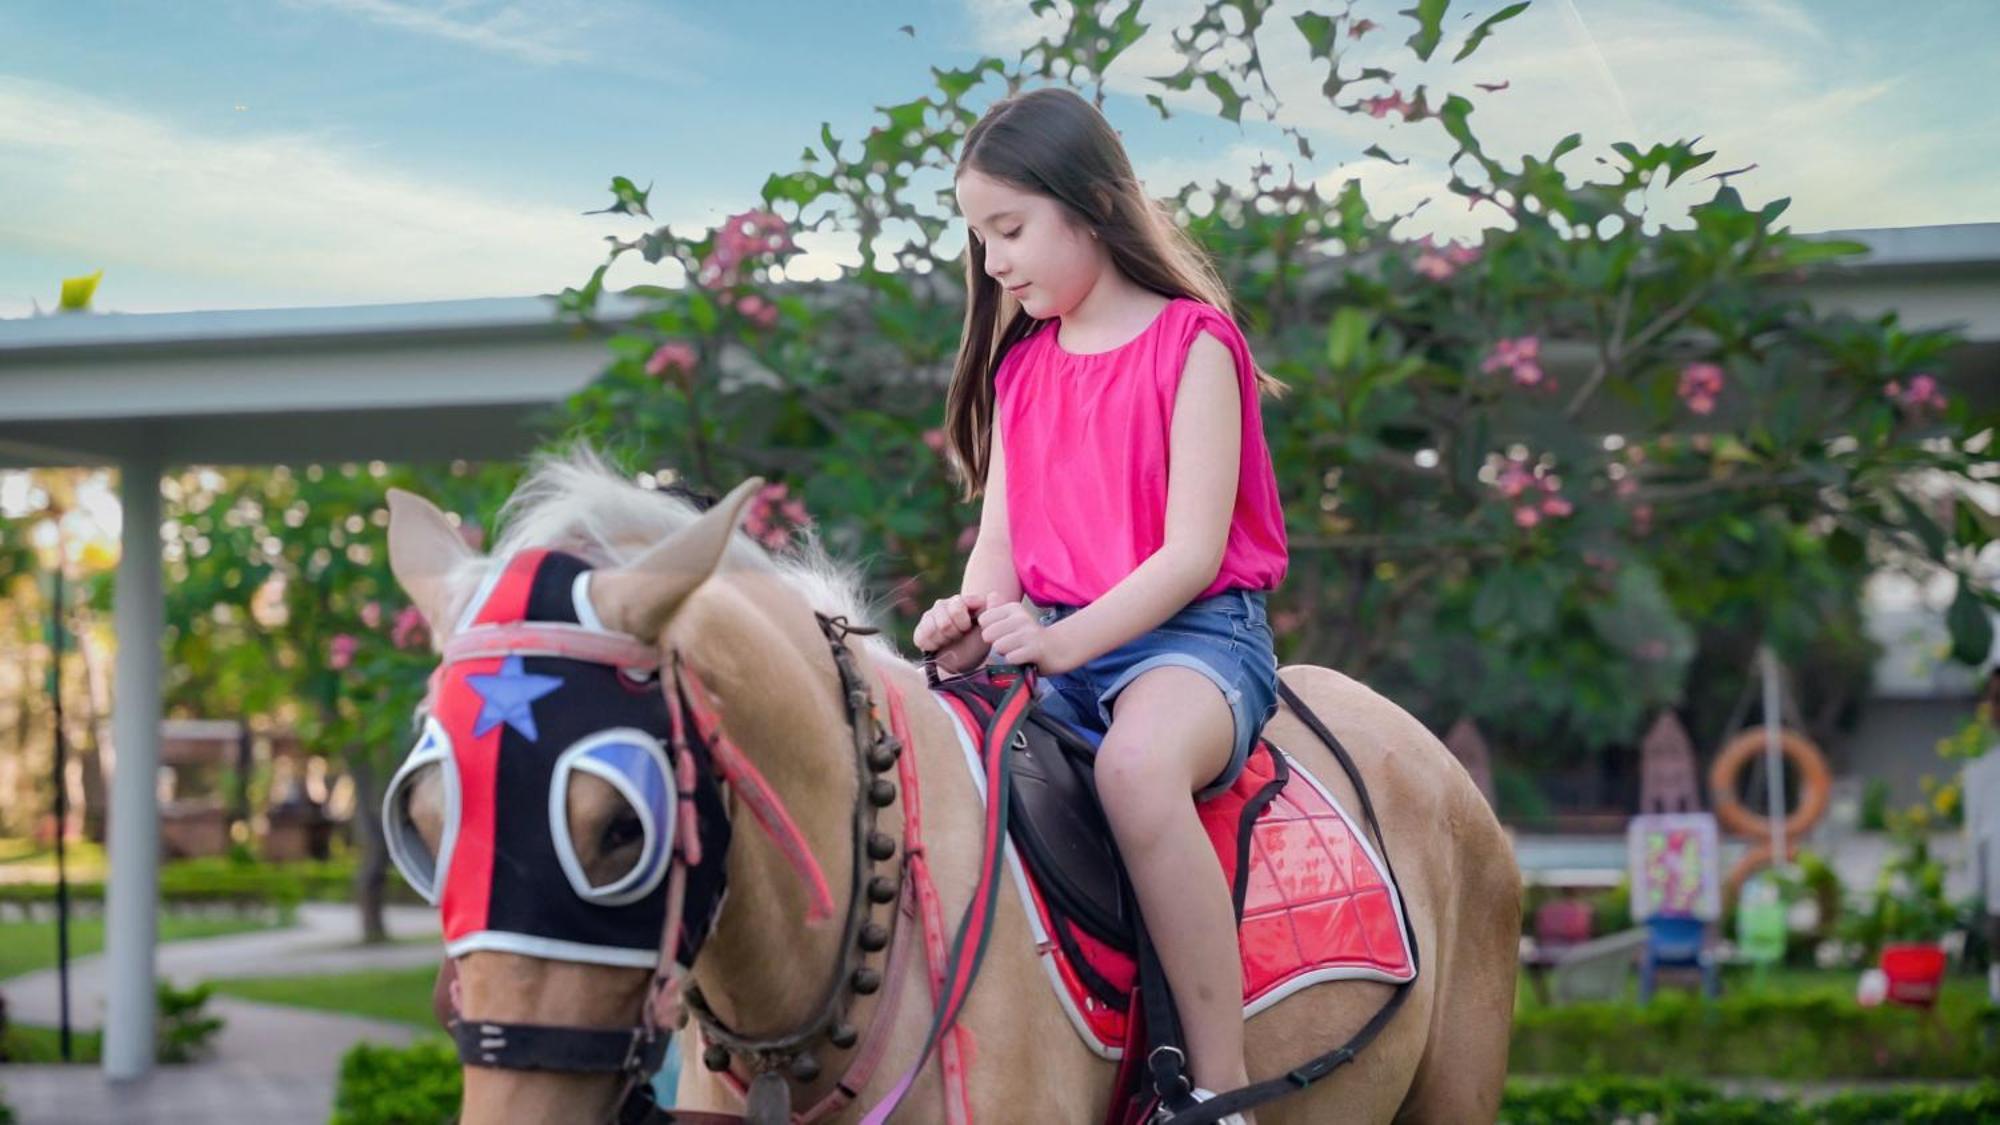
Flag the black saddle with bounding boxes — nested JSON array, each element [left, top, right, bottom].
[[935, 673, 1136, 948]]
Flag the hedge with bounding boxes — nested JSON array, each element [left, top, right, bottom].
[[331, 1039, 462, 1125], [0, 857, 420, 917], [1512, 990, 2000, 1079], [1501, 1076, 2000, 1123], [328, 1040, 2000, 1125]]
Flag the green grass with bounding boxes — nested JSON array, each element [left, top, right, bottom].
[[0, 1021, 103, 1064], [206, 965, 440, 1028], [0, 915, 283, 981]]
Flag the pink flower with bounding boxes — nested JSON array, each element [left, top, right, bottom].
[[1889, 372, 1947, 414], [391, 606, 429, 650], [359, 602, 382, 629], [1496, 463, 1536, 499], [735, 294, 778, 329], [1272, 609, 1305, 637], [1540, 495, 1574, 518], [698, 209, 794, 290], [1678, 362, 1724, 415], [1412, 236, 1481, 281], [1482, 336, 1547, 389], [921, 428, 948, 453], [1632, 504, 1654, 536], [1362, 92, 1410, 120], [955, 525, 978, 552], [328, 634, 359, 671], [743, 482, 809, 550], [646, 341, 699, 381], [1513, 506, 1541, 529]]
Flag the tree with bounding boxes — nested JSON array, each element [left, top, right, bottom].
[[553, 0, 1996, 780], [161, 460, 518, 939]]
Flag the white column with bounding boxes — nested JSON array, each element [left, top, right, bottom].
[[104, 449, 163, 1080], [1759, 646, 1788, 873]]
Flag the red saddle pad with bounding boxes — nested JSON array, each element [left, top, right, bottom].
[[932, 693, 1417, 1058]]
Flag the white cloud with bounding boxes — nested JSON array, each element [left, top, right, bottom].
[[0, 76, 727, 315], [286, 0, 714, 69], [963, 0, 2000, 236]]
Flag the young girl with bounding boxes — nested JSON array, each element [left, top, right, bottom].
[[912, 86, 1288, 1118]]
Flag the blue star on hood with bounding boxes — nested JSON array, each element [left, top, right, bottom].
[[467, 655, 564, 742]]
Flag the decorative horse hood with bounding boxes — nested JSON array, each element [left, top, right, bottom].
[[383, 547, 733, 968]]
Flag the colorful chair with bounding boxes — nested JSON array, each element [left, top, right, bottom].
[[1639, 913, 1718, 1002]]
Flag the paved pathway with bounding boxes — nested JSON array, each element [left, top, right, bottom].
[[2, 903, 443, 1124]]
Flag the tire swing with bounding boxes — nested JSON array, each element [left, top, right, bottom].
[[1708, 726, 1831, 908]]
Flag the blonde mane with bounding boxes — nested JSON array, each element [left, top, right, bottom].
[[440, 446, 904, 665]]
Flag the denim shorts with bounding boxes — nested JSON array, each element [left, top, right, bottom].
[[1029, 588, 1280, 800]]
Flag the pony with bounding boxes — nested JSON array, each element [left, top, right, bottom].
[[380, 450, 1519, 1124]]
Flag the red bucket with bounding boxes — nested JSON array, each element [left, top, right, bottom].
[[1879, 943, 1946, 1008]]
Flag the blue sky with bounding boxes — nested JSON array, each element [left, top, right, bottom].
[[2, 0, 1995, 317]]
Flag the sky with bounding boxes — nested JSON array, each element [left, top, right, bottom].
[[1, 0, 1995, 318]]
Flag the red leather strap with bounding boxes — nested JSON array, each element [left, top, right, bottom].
[[890, 681, 973, 1125]]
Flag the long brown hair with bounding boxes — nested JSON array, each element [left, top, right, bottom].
[[943, 86, 1285, 500]]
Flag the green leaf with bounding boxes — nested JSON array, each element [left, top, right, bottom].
[[1892, 493, 1948, 558], [1294, 11, 1339, 58], [687, 291, 718, 336], [1946, 580, 1995, 665], [1439, 95, 1483, 164], [1201, 72, 1246, 123], [59, 269, 104, 311], [1453, 1, 1528, 62], [1326, 307, 1373, 370], [1826, 527, 1866, 568], [586, 176, 651, 218], [1402, 0, 1450, 61], [1955, 497, 1999, 551]]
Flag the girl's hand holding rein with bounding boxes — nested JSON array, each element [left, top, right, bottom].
[[915, 592, 997, 673], [978, 593, 1075, 675]]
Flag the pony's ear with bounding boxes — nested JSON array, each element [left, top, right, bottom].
[[588, 476, 764, 642], [386, 488, 475, 633]]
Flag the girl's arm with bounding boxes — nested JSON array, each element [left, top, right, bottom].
[[1043, 333, 1241, 671], [961, 413, 1025, 605]]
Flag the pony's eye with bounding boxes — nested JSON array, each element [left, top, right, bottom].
[[601, 812, 644, 854]]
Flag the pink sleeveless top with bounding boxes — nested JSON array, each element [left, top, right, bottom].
[[994, 296, 1289, 607]]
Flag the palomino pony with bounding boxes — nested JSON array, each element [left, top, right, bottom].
[[381, 453, 1519, 1125]]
